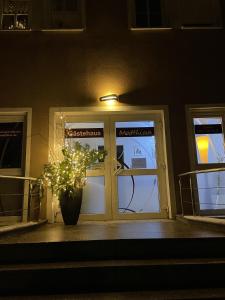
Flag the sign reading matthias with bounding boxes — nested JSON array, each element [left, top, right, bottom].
[[195, 124, 222, 134], [65, 128, 104, 138], [116, 127, 154, 137]]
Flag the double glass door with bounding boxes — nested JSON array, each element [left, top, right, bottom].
[[55, 112, 168, 220]]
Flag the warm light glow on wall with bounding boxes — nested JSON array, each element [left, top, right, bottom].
[[196, 136, 209, 163]]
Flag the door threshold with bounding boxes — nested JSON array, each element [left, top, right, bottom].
[[79, 219, 172, 225]]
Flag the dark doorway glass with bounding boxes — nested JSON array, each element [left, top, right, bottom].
[[0, 122, 23, 169]]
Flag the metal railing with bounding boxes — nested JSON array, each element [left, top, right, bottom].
[[0, 175, 42, 224], [178, 167, 225, 216]]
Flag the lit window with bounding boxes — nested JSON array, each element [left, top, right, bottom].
[[1, 0, 31, 30], [193, 117, 225, 164]]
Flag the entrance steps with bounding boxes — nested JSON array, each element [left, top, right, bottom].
[[1, 258, 225, 295], [1, 237, 225, 295]]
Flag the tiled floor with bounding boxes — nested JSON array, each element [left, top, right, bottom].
[[0, 220, 224, 244]]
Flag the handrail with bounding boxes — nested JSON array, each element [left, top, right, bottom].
[[178, 167, 225, 177], [0, 174, 41, 222], [0, 175, 37, 181], [178, 167, 225, 216]]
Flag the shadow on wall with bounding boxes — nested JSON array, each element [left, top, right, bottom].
[[119, 89, 175, 106]]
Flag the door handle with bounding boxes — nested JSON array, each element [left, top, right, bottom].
[[113, 158, 123, 176]]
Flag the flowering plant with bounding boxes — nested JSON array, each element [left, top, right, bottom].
[[41, 142, 107, 196]]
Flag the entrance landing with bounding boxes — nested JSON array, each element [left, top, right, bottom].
[[0, 219, 224, 244]]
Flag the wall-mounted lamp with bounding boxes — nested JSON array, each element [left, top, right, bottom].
[[99, 94, 119, 102]]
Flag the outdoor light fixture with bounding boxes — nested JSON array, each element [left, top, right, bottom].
[[99, 94, 119, 102], [196, 136, 209, 163]]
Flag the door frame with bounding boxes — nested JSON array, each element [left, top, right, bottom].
[[48, 105, 176, 222]]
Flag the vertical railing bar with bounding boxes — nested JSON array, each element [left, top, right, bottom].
[[179, 177, 184, 216], [189, 175, 195, 216]]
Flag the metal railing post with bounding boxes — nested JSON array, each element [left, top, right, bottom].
[[189, 175, 195, 216], [0, 175, 38, 223], [178, 177, 184, 216]]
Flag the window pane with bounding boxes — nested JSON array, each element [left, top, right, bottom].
[[51, 0, 63, 11], [149, 0, 161, 27], [65, 122, 105, 168], [81, 176, 105, 214], [135, 0, 148, 12], [197, 171, 225, 210], [47, 0, 82, 29], [194, 117, 225, 164], [118, 175, 160, 213], [0, 122, 23, 169], [65, 0, 77, 11], [115, 121, 157, 169], [2, 15, 14, 30], [135, 0, 161, 28], [16, 15, 29, 29]]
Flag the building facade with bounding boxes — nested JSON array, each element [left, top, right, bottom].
[[0, 0, 225, 222]]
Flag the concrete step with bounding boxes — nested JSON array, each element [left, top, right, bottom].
[[1, 237, 225, 264], [1, 258, 225, 294]]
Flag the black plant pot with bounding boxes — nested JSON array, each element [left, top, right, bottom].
[[59, 188, 83, 225]]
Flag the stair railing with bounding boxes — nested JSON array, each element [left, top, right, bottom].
[[178, 167, 225, 216], [0, 175, 42, 223]]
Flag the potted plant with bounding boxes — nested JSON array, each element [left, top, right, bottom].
[[41, 142, 107, 225]]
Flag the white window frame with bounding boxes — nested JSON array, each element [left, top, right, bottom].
[[186, 105, 225, 215]]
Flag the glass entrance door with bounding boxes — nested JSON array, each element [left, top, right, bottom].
[[110, 116, 168, 219], [55, 112, 168, 221]]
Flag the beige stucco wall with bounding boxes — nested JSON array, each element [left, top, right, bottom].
[[0, 0, 225, 214]]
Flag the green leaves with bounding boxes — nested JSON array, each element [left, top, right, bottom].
[[41, 142, 107, 196]]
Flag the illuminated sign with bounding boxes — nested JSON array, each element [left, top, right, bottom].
[[65, 128, 104, 138], [116, 127, 154, 137], [195, 124, 222, 134]]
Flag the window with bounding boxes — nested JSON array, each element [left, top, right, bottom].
[[45, 0, 84, 29], [135, 0, 162, 28], [51, 0, 78, 12], [129, 0, 223, 29], [179, 0, 222, 28], [188, 109, 225, 214], [0, 0, 84, 30], [0, 114, 28, 176], [0, 121, 24, 168], [131, 0, 163, 28], [1, 0, 31, 30]]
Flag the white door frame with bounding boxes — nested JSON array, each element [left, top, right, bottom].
[[48, 106, 176, 222]]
